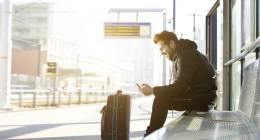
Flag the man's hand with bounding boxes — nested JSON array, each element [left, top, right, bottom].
[[137, 83, 153, 96]]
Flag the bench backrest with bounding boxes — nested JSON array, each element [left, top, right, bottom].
[[238, 59, 259, 119]]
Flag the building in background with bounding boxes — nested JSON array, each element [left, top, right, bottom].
[[11, 2, 51, 88], [11, 1, 123, 91]]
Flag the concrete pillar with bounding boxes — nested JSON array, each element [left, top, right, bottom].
[[0, 0, 12, 108]]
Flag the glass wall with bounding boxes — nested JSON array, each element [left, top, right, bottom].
[[216, 3, 223, 110], [230, 0, 242, 110], [241, 0, 251, 45], [243, 0, 258, 82], [230, 0, 258, 110], [245, 53, 256, 66], [231, 62, 241, 110], [206, 0, 224, 110], [257, 0, 260, 37]]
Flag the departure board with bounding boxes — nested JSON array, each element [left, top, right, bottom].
[[104, 22, 151, 38]]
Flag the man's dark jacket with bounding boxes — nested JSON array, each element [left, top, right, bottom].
[[153, 39, 217, 110]]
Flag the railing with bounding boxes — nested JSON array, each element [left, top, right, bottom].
[[224, 36, 260, 66], [11, 89, 50, 108], [10, 89, 141, 108]]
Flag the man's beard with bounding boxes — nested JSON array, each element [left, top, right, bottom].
[[166, 49, 176, 61], [166, 52, 174, 61]]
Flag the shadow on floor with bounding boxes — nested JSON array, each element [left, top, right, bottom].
[[0, 122, 101, 139], [9, 130, 145, 140]]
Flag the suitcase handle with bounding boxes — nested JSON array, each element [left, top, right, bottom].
[[116, 90, 122, 95]]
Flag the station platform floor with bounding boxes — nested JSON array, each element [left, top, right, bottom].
[[0, 96, 181, 140]]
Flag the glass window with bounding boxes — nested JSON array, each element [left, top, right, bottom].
[[244, 52, 256, 66], [231, 0, 242, 110], [257, 0, 260, 37], [216, 3, 223, 110], [241, 0, 251, 45], [231, 0, 242, 57], [231, 61, 241, 111]]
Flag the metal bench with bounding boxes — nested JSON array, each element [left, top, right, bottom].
[[144, 59, 260, 140]]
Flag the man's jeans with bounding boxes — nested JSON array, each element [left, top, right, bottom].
[[145, 93, 212, 136]]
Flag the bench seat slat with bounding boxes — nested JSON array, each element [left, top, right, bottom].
[[145, 116, 259, 140]]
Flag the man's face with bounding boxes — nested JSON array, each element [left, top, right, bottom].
[[157, 40, 175, 60]]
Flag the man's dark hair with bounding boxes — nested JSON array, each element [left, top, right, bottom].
[[153, 31, 178, 45]]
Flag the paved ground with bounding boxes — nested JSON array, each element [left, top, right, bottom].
[[0, 96, 181, 140]]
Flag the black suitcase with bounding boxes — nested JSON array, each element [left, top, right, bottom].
[[101, 90, 131, 140]]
